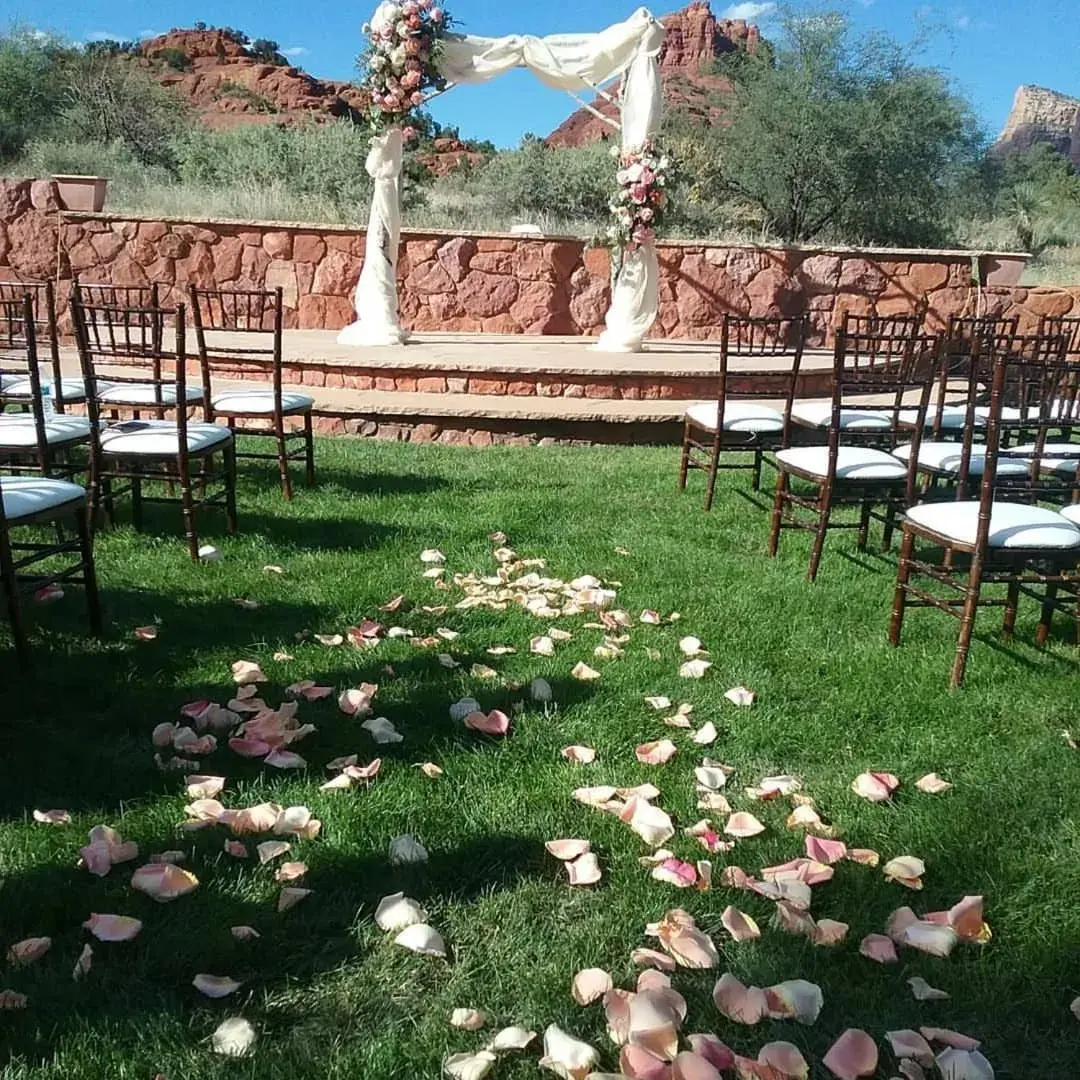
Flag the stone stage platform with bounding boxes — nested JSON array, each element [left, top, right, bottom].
[[67, 332, 835, 446]]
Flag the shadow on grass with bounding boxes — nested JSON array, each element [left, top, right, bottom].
[[302, 467, 454, 498]]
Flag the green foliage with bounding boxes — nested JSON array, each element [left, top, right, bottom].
[[0, 29, 70, 159], [153, 46, 193, 72], [215, 79, 279, 113], [248, 38, 288, 66], [709, 7, 982, 244]]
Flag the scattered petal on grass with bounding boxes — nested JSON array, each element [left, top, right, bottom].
[[656, 911, 719, 969], [561, 745, 596, 764], [724, 812, 765, 838], [851, 771, 900, 802], [1072, 996, 1080, 1021], [713, 974, 768, 1024], [417, 762, 444, 779], [721, 906, 760, 942], [572, 968, 613, 1005], [920, 1028, 981, 1052], [748, 775, 802, 799], [33, 809, 71, 825], [389, 835, 428, 865], [946, 895, 992, 943], [256, 841, 291, 864], [679, 636, 704, 656], [72, 943, 92, 980], [274, 861, 307, 882], [265, 749, 307, 770], [450, 1007, 488, 1030], [231, 660, 266, 685], [887, 1030, 935, 1066], [899, 921, 958, 958], [813, 919, 849, 946], [420, 548, 445, 564], [80, 824, 139, 877], [694, 762, 730, 790], [680, 659, 712, 679], [652, 858, 698, 888], [0, 990, 28, 1009], [645, 696, 672, 710], [546, 839, 591, 861], [185, 775, 225, 800], [486, 1026, 537, 1052], [314, 633, 344, 646], [362, 716, 404, 744], [805, 836, 848, 864], [133, 625, 157, 641], [573, 785, 618, 808], [277, 887, 312, 912], [934, 1048, 995, 1080], [571, 662, 601, 681], [567, 852, 602, 886], [83, 914, 142, 942], [224, 840, 248, 858], [632, 947, 676, 971], [640, 610, 661, 624], [286, 681, 333, 701], [847, 848, 880, 867], [860, 933, 899, 964], [273, 651, 293, 662], [723, 686, 755, 707], [464, 710, 510, 736], [231, 926, 260, 942], [264, 564, 285, 574], [394, 923, 447, 957], [823, 1029, 878, 1078], [7, 938, 51, 966], [765, 979, 824, 1024], [636, 739, 678, 765], [531, 635, 556, 656], [471, 663, 498, 680], [692, 722, 718, 745], [193, 974, 241, 998], [339, 684, 378, 716], [758, 1042, 810, 1079], [212, 1017, 256, 1057], [908, 976, 951, 1001], [621, 797, 676, 847], [444, 1050, 497, 1080], [916, 772, 953, 794], [130, 863, 199, 902], [376, 892, 429, 932], [539, 1024, 599, 1080], [884, 855, 925, 889]]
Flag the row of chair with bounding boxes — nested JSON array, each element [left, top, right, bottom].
[[679, 312, 1080, 686], [0, 282, 317, 664]]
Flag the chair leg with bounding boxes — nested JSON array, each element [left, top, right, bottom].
[[224, 444, 239, 536], [856, 497, 872, 552], [1002, 579, 1020, 640], [1036, 583, 1059, 646], [276, 425, 293, 501], [768, 471, 789, 557], [888, 528, 916, 646], [807, 488, 832, 584], [0, 524, 29, 668], [951, 558, 986, 689], [704, 438, 721, 512], [882, 500, 898, 553], [75, 504, 103, 637], [751, 449, 763, 492], [180, 466, 200, 563], [677, 423, 692, 492], [101, 474, 116, 528], [131, 476, 143, 531], [304, 413, 315, 489]]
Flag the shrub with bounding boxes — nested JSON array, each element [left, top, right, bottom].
[[215, 80, 279, 113], [154, 47, 192, 72], [248, 39, 287, 66]]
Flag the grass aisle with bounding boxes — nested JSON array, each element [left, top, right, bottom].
[[1, 439, 1079, 1078]]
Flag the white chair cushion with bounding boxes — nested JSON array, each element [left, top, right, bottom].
[[212, 389, 315, 416], [100, 420, 231, 457], [2, 378, 100, 404], [897, 405, 972, 430], [0, 476, 86, 522], [1059, 503, 1080, 526], [971, 405, 1026, 423], [684, 400, 784, 434], [1008, 442, 1080, 478], [791, 401, 893, 430], [99, 383, 204, 406], [905, 500, 1080, 549], [0, 415, 92, 447], [776, 445, 908, 481], [892, 441, 1031, 477], [1048, 397, 1080, 423]]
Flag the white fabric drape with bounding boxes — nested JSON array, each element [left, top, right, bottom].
[[340, 7, 665, 351]]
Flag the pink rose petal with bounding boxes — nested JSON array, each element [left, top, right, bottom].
[[571, 967, 613, 1006], [724, 812, 765, 838], [859, 933, 898, 964], [636, 739, 678, 765], [130, 862, 199, 902], [83, 913, 142, 942], [823, 1028, 878, 1078], [464, 710, 510, 736], [851, 771, 900, 802], [561, 745, 596, 764], [721, 905, 760, 942]]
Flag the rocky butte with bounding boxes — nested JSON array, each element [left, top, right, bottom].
[[994, 84, 1080, 167], [546, 0, 760, 147]]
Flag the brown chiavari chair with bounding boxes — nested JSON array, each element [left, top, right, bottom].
[[768, 315, 936, 581], [889, 337, 1080, 687], [678, 314, 809, 509], [189, 286, 315, 500], [0, 295, 91, 479], [72, 296, 238, 563]]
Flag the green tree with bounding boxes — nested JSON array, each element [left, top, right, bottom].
[[0, 29, 70, 159], [710, 8, 981, 245], [249, 38, 287, 66]]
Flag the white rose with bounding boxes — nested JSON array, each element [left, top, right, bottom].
[[624, 162, 644, 183], [370, 54, 387, 70], [616, 169, 630, 185], [390, 44, 407, 70], [659, 156, 670, 170], [371, 1, 399, 32]]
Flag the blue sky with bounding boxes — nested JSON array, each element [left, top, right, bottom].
[[9, 0, 1079, 147]]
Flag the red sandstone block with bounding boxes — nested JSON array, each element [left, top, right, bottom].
[[657, 384, 678, 400], [412, 423, 441, 442], [562, 384, 585, 398], [348, 375, 375, 391], [621, 384, 642, 400], [468, 377, 509, 395], [446, 376, 467, 393], [395, 376, 418, 393], [469, 430, 494, 447], [584, 382, 619, 399], [506, 380, 536, 396], [417, 376, 448, 393], [439, 428, 471, 445], [536, 382, 564, 397], [375, 376, 397, 391], [325, 371, 344, 389]]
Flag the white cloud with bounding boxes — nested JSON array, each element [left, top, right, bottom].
[[84, 30, 126, 42], [719, 2, 775, 19], [955, 14, 971, 29], [283, 46, 309, 57]]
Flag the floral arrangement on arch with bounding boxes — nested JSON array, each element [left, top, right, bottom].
[[360, 0, 452, 139], [599, 139, 676, 256]]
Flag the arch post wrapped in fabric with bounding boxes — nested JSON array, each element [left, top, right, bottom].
[[338, 6, 666, 352]]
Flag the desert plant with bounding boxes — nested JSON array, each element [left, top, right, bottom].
[[154, 47, 193, 72], [248, 38, 288, 66]]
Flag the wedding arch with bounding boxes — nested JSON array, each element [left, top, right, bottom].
[[337, 4, 667, 353]]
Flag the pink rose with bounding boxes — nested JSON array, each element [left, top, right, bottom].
[[640, 168, 655, 185], [410, 90, 424, 105], [405, 37, 421, 54], [418, 0, 431, 7], [430, 7, 444, 22], [402, 0, 419, 13], [402, 125, 419, 143], [405, 57, 422, 71], [401, 69, 421, 90], [407, 13, 421, 28], [630, 183, 648, 204]]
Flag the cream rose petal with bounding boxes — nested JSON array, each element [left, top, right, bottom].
[[485, 1026, 537, 1052], [130, 863, 199, 902], [212, 1016, 256, 1057], [721, 906, 760, 942], [636, 739, 678, 765], [724, 812, 765, 838], [450, 1007, 488, 1031], [394, 923, 447, 957], [884, 855, 926, 890], [443, 1051, 497, 1080], [571, 661, 601, 681], [851, 771, 900, 802], [7, 937, 51, 966], [561, 745, 597, 764], [277, 887, 312, 912], [680, 659, 712, 679], [375, 892, 428, 932], [567, 852, 602, 886], [823, 1029, 878, 1078], [231, 926, 261, 942], [571, 967, 613, 1006], [193, 973, 242, 998], [712, 973, 767, 1024], [83, 913, 142, 942], [723, 685, 755, 706], [859, 933, 899, 963], [908, 976, 951, 1001], [539, 1024, 599, 1080], [915, 772, 953, 794], [546, 838, 592, 861]]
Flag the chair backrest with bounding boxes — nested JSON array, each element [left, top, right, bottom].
[[188, 286, 284, 413], [1039, 314, 1080, 356], [968, 337, 1080, 527], [71, 281, 162, 361], [715, 314, 809, 448], [0, 294, 54, 475], [0, 281, 64, 412]]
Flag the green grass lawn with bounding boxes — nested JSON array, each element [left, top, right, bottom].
[[1, 439, 1079, 1079]]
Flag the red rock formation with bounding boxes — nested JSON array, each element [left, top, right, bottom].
[[994, 84, 1080, 166], [547, 2, 760, 148], [136, 29, 369, 129]]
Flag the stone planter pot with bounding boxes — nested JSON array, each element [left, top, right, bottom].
[[978, 252, 1028, 287], [51, 175, 108, 213]]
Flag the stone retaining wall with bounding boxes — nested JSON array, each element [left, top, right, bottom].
[[5, 176, 1074, 342]]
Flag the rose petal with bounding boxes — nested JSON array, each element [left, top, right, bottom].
[[758, 1042, 810, 1079], [847, 847, 880, 867], [486, 1025, 537, 1052], [274, 861, 307, 882], [193, 973, 241, 998], [231, 925, 260, 941], [692, 722, 718, 745], [7, 937, 51, 966], [645, 696, 672, 710], [822, 1029, 878, 1078], [33, 809, 72, 825], [339, 683, 378, 716], [860, 933, 899, 963], [277, 887, 312, 912], [919, 1028, 981, 1052], [571, 661, 601, 681], [679, 636, 704, 656], [185, 775, 226, 800], [224, 840, 248, 858], [546, 838, 592, 861], [765, 979, 823, 1024], [256, 840, 291, 864], [539, 1023, 599, 1080], [561, 745, 596, 764], [376, 892, 429, 932], [394, 923, 447, 957], [72, 942, 92, 980], [450, 1007, 488, 1031], [851, 771, 900, 802], [632, 947, 676, 971], [887, 1030, 935, 1066], [680, 659, 712, 679], [567, 852, 602, 886], [652, 858, 698, 888], [531, 635, 556, 656], [571, 967, 613, 1006], [915, 772, 953, 795], [231, 660, 266, 685], [464, 710, 510, 737], [947, 895, 991, 943], [900, 920, 958, 957], [934, 1048, 995, 1080], [621, 797, 676, 847], [212, 1017, 256, 1057], [417, 761, 444, 779], [713, 973, 768, 1024], [657, 916, 718, 970], [884, 855, 925, 890], [265, 749, 307, 770], [724, 812, 765, 839], [388, 835, 428, 865], [908, 976, 951, 1001], [721, 906, 760, 942], [723, 685, 754, 706], [805, 835, 848, 864], [130, 863, 199, 902], [636, 739, 678, 765], [687, 1034, 736, 1072]]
